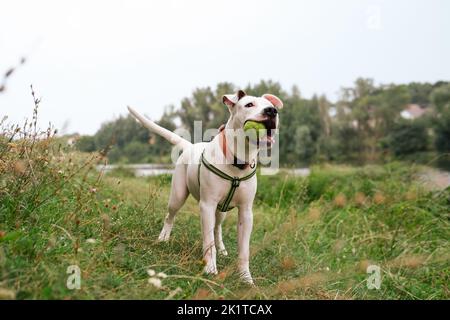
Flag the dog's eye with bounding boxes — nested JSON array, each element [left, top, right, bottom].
[[245, 102, 254, 108]]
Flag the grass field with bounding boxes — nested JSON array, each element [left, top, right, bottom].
[[0, 124, 449, 299]]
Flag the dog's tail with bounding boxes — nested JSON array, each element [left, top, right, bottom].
[[127, 106, 192, 150]]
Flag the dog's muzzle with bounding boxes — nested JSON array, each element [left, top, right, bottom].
[[263, 106, 278, 118], [244, 115, 277, 148]]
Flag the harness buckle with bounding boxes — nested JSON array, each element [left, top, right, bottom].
[[232, 177, 240, 187]]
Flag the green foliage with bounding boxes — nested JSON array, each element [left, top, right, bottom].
[[387, 120, 429, 156], [122, 141, 151, 163], [256, 173, 308, 209], [434, 110, 450, 153], [431, 84, 450, 112], [431, 84, 450, 152], [95, 115, 149, 150], [178, 84, 233, 134], [279, 92, 322, 165], [75, 108, 177, 163], [293, 126, 315, 163], [76, 135, 96, 152], [407, 82, 434, 106]]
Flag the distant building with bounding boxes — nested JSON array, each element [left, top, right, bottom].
[[401, 104, 427, 120], [66, 133, 80, 146]]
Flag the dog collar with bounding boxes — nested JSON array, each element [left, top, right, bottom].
[[198, 150, 257, 212]]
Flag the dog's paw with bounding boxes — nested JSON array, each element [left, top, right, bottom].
[[218, 248, 228, 256], [203, 263, 218, 275], [239, 271, 254, 286], [157, 225, 172, 242]]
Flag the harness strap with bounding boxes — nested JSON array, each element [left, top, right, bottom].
[[198, 150, 256, 212]]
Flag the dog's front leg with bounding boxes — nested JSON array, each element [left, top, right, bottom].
[[200, 200, 218, 275], [215, 211, 228, 256], [237, 205, 254, 284]]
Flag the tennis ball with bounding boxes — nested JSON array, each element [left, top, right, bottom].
[[244, 121, 267, 140], [244, 121, 266, 133]]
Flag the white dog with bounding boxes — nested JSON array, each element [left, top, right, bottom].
[[128, 90, 283, 284]]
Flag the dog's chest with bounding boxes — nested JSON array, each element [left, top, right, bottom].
[[207, 175, 257, 211], [188, 166, 256, 209]]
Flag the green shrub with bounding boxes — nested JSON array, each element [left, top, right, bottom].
[[75, 135, 97, 152]]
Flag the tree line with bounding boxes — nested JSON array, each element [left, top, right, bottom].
[[75, 78, 450, 167]]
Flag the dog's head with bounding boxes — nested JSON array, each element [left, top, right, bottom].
[[223, 90, 283, 148]]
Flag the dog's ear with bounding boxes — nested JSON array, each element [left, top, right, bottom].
[[237, 90, 246, 100], [223, 90, 246, 108], [263, 94, 283, 109]]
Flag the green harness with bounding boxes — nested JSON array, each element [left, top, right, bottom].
[[198, 150, 257, 212]]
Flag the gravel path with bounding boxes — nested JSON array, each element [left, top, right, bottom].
[[417, 168, 450, 190]]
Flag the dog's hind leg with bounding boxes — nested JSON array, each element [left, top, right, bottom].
[[158, 164, 188, 242], [215, 211, 228, 256]]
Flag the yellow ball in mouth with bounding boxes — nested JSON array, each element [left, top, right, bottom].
[[244, 121, 267, 139]]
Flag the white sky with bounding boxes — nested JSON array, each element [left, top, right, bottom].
[[1, 0, 449, 134]]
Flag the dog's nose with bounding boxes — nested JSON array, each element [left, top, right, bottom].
[[263, 106, 278, 118]]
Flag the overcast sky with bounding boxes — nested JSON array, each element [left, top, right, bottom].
[[1, 0, 449, 134]]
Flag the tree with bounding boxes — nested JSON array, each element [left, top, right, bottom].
[[123, 141, 151, 163], [86, 105, 177, 163], [244, 80, 285, 99], [434, 113, 450, 153], [431, 84, 450, 152], [388, 120, 428, 156], [337, 79, 410, 160], [279, 91, 322, 165], [95, 115, 150, 151], [76, 135, 96, 152], [318, 95, 331, 137], [294, 125, 315, 164], [407, 82, 434, 106], [178, 87, 217, 134]]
